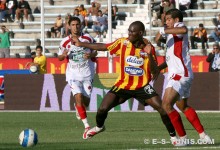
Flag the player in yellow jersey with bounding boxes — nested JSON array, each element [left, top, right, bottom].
[[73, 21, 179, 145]]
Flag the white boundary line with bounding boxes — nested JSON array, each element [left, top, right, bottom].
[[159, 146, 220, 150], [0, 110, 220, 113]]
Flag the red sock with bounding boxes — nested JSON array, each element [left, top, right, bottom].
[[184, 107, 204, 134], [75, 105, 87, 119], [168, 110, 186, 137]]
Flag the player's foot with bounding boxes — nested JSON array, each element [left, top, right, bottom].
[[200, 134, 213, 144], [82, 127, 90, 139], [84, 126, 105, 139], [171, 135, 190, 146], [74, 103, 80, 120]]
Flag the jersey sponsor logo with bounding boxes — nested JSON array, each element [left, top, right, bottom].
[[126, 56, 144, 67], [140, 51, 148, 58], [125, 66, 143, 76]]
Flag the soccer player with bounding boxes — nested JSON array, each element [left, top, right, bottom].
[[58, 17, 97, 139], [155, 8, 212, 146], [72, 21, 179, 145]]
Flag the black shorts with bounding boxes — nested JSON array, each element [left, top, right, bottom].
[[109, 84, 159, 106]]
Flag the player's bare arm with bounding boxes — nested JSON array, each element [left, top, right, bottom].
[[162, 26, 187, 35], [158, 61, 167, 71], [143, 44, 159, 80], [72, 36, 107, 51], [58, 49, 69, 61], [155, 32, 162, 44]]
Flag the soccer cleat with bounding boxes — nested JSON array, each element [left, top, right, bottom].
[[82, 127, 90, 139], [74, 103, 80, 120], [84, 126, 105, 139], [200, 134, 213, 144], [171, 135, 190, 146]]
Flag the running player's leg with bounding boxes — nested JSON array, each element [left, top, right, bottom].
[[96, 92, 122, 128], [134, 84, 177, 144], [146, 96, 176, 138], [85, 92, 124, 139], [69, 80, 90, 129], [176, 98, 212, 144], [162, 87, 187, 138]]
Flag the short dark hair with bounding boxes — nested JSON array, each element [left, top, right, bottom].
[[213, 42, 220, 49], [131, 21, 145, 32], [36, 45, 43, 51], [166, 8, 183, 22], [199, 23, 204, 28], [68, 16, 81, 26], [74, 8, 79, 12]]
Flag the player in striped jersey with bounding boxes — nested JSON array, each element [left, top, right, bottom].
[[155, 9, 212, 146], [58, 17, 97, 139], [73, 21, 179, 144]]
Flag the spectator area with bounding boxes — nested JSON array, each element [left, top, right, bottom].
[[1, 0, 220, 57]]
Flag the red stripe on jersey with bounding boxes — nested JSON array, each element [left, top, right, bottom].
[[135, 64, 144, 90], [173, 36, 188, 77], [124, 45, 135, 90], [62, 36, 71, 48], [115, 44, 127, 87], [81, 35, 92, 43]]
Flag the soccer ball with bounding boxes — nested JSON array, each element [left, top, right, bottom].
[[19, 129, 38, 147], [29, 65, 38, 74]]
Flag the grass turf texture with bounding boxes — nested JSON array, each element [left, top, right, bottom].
[[0, 112, 219, 150]]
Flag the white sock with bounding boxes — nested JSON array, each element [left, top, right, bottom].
[[95, 126, 103, 132], [82, 118, 90, 128], [180, 135, 187, 139], [199, 132, 206, 138]]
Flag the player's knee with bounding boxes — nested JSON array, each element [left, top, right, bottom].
[[162, 101, 171, 112], [97, 106, 108, 115]]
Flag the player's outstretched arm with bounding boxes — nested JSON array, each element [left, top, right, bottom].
[[143, 44, 158, 77], [160, 26, 187, 35], [58, 49, 69, 61], [72, 36, 107, 51], [155, 32, 162, 44], [158, 61, 167, 71]]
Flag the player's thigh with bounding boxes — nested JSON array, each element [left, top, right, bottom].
[[68, 80, 83, 96], [99, 87, 132, 112], [82, 80, 93, 98], [164, 79, 181, 105], [163, 87, 179, 106]]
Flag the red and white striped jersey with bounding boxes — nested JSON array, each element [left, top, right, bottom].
[[58, 33, 96, 81], [165, 22, 194, 80]]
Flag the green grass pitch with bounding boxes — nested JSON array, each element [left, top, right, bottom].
[[0, 112, 219, 150]]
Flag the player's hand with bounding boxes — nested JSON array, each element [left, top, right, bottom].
[[143, 44, 152, 54], [72, 36, 81, 47], [83, 52, 92, 59], [62, 49, 69, 57]]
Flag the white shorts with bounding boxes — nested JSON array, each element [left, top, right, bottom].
[[68, 79, 93, 98], [166, 76, 193, 99]]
